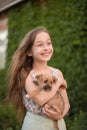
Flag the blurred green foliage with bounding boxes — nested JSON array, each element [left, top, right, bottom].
[[0, 0, 87, 129]]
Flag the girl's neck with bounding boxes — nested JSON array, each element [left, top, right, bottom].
[[32, 62, 49, 73]]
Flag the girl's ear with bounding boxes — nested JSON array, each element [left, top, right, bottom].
[[27, 51, 32, 56]]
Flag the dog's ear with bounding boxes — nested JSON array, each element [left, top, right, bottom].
[[36, 74, 43, 81], [33, 74, 43, 86]]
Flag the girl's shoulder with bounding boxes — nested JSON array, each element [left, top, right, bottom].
[[49, 66, 64, 78]]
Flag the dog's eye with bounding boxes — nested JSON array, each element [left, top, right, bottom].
[[44, 80, 48, 83]]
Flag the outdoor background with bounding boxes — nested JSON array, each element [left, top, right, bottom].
[[0, 0, 87, 130]]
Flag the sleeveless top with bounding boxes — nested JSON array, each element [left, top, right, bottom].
[[23, 67, 59, 116]]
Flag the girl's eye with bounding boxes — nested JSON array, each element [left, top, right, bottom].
[[37, 43, 43, 47], [47, 42, 52, 45], [47, 40, 52, 44]]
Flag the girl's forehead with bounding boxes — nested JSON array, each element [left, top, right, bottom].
[[35, 32, 51, 41]]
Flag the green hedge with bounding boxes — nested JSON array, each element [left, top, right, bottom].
[[0, 0, 87, 129]]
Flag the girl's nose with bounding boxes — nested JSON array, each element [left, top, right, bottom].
[[43, 44, 48, 51]]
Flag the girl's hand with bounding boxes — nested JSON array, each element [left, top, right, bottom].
[[42, 103, 70, 120], [42, 104, 63, 120], [42, 90, 70, 120]]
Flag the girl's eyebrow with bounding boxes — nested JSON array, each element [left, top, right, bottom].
[[35, 39, 51, 43], [35, 40, 42, 43]]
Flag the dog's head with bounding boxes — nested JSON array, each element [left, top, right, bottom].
[[33, 74, 57, 91]]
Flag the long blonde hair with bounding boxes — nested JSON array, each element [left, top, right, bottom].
[[7, 26, 49, 122]]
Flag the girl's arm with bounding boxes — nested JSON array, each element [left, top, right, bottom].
[[60, 89, 70, 117]]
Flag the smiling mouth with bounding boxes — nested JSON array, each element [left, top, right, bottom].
[[42, 52, 51, 56], [43, 53, 50, 56]]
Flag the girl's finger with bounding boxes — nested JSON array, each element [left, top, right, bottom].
[[52, 105, 61, 113], [43, 105, 57, 115]]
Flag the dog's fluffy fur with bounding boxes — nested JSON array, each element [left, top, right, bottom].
[[26, 73, 66, 130]]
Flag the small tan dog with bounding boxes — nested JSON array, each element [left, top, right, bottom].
[[26, 73, 66, 130]]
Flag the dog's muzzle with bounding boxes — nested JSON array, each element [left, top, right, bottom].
[[43, 85, 52, 91]]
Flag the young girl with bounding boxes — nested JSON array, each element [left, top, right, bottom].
[[7, 26, 70, 130]]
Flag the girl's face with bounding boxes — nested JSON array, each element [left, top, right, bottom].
[[28, 32, 53, 63]]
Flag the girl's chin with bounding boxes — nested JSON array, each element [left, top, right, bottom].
[[40, 57, 51, 62]]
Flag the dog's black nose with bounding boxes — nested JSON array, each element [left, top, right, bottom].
[[44, 85, 52, 91]]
